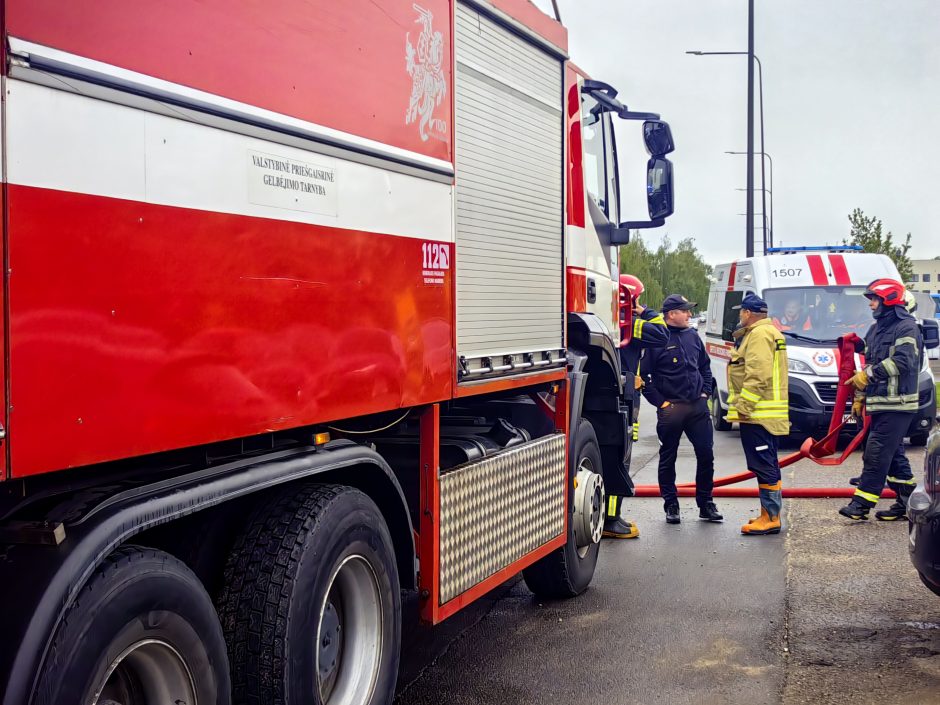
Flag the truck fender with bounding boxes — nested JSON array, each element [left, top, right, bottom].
[[0, 441, 413, 705]]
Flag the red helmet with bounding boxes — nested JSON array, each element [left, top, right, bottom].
[[619, 274, 645, 303], [864, 278, 906, 306]]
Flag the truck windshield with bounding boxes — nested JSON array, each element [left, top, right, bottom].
[[762, 286, 872, 342]]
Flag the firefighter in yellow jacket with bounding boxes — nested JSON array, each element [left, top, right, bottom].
[[726, 293, 789, 535]]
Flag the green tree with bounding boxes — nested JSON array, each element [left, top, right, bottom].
[[620, 234, 712, 312], [844, 208, 914, 282]]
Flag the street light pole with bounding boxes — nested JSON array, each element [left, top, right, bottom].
[[729, 151, 773, 243], [687, 42, 767, 254], [747, 0, 755, 257]]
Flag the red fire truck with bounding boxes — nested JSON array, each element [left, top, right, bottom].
[[0, 2, 675, 702]]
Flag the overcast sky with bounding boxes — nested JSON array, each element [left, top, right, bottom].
[[529, 0, 940, 265]]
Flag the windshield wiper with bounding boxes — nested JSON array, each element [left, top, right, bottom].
[[781, 331, 838, 345]]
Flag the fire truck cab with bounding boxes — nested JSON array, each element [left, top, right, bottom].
[[706, 246, 937, 444]]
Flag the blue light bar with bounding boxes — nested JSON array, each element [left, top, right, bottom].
[[765, 245, 864, 254]]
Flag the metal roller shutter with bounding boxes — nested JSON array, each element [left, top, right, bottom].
[[454, 2, 564, 380]]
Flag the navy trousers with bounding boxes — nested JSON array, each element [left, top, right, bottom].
[[856, 411, 915, 506], [656, 398, 715, 508]]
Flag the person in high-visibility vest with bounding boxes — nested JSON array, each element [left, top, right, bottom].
[[840, 279, 922, 521], [726, 293, 789, 535], [603, 274, 668, 539]]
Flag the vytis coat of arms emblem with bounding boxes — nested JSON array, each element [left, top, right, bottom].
[[405, 4, 447, 141]]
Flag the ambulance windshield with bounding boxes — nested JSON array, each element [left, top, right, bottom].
[[762, 286, 872, 342]]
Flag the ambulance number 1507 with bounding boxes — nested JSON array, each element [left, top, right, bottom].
[[772, 268, 802, 278]]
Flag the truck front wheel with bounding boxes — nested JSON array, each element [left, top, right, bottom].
[[35, 545, 230, 705], [218, 484, 400, 705], [523, 419, 602, 598]]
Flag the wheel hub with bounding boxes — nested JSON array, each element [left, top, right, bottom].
[[573, 463, 605, 549], [94, 638, 196, 705]]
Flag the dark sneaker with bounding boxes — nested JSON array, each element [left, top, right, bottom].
[[665, 504, 681, 524], [699, 502, 724, 522], [603, 517, 640, 539], [875, 502, 907, 521], [838, 500, 870, 520]]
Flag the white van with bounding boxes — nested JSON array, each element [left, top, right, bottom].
[[705, 246, 938, 445]]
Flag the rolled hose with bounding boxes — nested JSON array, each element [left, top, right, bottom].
[[630, 333, 898, 500]]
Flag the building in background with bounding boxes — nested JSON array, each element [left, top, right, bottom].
[[908, 258, 940, 294]]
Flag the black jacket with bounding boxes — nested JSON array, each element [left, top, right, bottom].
[[858, 306, 922, 413], [640, 325, 713, 406]]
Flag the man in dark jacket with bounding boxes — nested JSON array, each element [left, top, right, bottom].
[[840, 279, 922, 520], [603, 274, 669, 539], [640, 294, 722, 524]]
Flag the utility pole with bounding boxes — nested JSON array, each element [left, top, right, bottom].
[[746, 0, 755, 257]]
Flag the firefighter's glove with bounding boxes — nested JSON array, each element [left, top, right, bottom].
[[845, 369, 869, 391], [851, 397, 864, 418], [634, 376, 644, 391]]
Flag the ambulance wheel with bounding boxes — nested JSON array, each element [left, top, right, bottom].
[[218, 484, 400, 705], [712, 389, 732, 431], [523, 419, 602, 599], [35, 545, 230, 705], [910, 432, 929, 447]]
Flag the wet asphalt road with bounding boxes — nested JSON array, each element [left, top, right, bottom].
[[396, 360, 940, 704], [396, 397, 788, 705]]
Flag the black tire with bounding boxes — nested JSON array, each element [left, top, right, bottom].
[[712, 388, 732, 431], [910, 432, 929, 447], [35, 545, 230, 705], [218, 484, 400, 705], [523, 419, 601, 599], [918, 571, 940, 597]]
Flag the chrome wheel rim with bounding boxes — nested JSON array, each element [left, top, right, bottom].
[[316, 555, 383, 705], [573, 457, 604, 558], [93, 638, 196, 705]]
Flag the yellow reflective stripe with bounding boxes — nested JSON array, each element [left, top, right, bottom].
[[754, 400, 788, 408], [854, 489, 880, 503], [608, 495, 617, 517], [749, 411, 789, 419], [895, 336, 918, 348], [634, 318, 643, 339], [740, 388, 760, 402], [881, 358, 899, 377], [649, 315, 665, 325], [772, 348, 782, 401], [887, 476, 916, 485]]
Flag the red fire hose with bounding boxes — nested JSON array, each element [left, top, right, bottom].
[[631, 333, 897, 500]]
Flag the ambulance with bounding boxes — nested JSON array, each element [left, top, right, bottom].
[[705, 246, 938, 444]]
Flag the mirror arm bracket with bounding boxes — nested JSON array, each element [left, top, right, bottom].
[[620, 219, 665, 230], [609, 219, 666, 245]]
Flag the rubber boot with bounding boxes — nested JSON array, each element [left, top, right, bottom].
[[838, 498, 871, 520], [876, 484, 914, 521], [741, 481, 782, 535], [603, 495, 640, 539]]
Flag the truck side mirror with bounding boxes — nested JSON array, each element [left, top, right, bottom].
[[615, 156, 674, 240], [643, 120, 674, 157], [647, 157, 674, 220]]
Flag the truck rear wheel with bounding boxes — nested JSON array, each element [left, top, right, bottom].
[[218, 484, 400, 705], [35, 545, 230, 705], [523, 419, 602, 598]]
